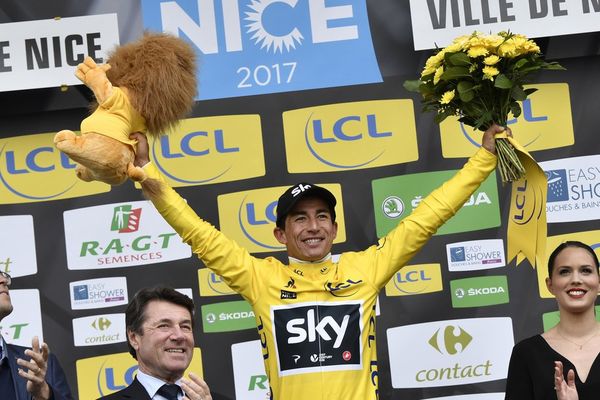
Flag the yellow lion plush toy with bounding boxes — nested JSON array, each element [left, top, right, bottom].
[[54, 32, 197, 192]]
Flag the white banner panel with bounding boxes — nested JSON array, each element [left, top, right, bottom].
[[0, 215, 37, 277], [0, 14, 119, 91], [409, 0, 600, 50], [387, 317, 513, 388], [231, 340, 270, 400], [1, 289, 43, 346]]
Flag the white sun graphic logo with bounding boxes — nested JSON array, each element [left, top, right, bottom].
[[245, 0, 304, 53]]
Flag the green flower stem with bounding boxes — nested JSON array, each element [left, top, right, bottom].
[[495, 138, 525, 183]]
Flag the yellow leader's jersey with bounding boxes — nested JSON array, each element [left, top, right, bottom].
[[144, 147, 496, 400]]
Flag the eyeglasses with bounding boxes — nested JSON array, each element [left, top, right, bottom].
[[0, 271, 11, 287]]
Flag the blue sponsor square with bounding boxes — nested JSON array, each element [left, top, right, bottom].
[[73, 285, 89, 300], [141, 0, 382, 100], [546, 169, 569, 202], [450, 246, 466, 262]]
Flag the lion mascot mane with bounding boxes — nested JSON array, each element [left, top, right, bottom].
[[54, 32, 197, 194]]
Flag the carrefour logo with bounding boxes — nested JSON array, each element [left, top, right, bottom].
[[0, 133, 109, 204], [450, 276, 509, 308], [387, 318, 513, 388], [63, 201, 191, 270], [72, 314, 126, 347], [439, 83, 574, 158], [76, 349, 204, 399], [149, 116, 265, 188], [282, 100, 418, 173], [141, 0, 382, 99], [428, 325, 472, 355], [384, 264, 443, 297], [218, 185, 346, 253]]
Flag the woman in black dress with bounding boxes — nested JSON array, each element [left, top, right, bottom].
[[505, 241, 600, 399]]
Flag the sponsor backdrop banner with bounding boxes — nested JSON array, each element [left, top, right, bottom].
[[1, 1, 599, 399]]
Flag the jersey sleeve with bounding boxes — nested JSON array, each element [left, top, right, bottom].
[[143, 163, 262, 303], [358, 146, 497, 288]]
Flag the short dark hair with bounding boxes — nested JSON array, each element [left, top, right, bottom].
[[125, 286, 195, 359], [275, 182, 337, 229], [547, 241, 600, 278]]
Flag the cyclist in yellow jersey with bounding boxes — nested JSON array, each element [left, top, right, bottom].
[[130, 124, 506, 400]]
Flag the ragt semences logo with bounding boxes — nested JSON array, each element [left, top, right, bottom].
[[63, 201, 191, 270], [141, 0, 382, 100]]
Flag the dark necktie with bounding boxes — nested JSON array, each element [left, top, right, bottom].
[[157, 383, 181, 400]]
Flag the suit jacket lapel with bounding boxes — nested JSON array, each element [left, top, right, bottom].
[[6, 344, 29, 400]]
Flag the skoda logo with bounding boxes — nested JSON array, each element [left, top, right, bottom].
[[382, 196, 404, 218], [455, 288, 465, 299], [206, 313, 216, 324]]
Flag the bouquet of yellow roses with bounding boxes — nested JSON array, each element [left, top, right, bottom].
[[404, 31, 564, 183]]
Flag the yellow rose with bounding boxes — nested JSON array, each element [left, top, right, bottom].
[[440, 90, 455, 104], [484, 55, 500, 65]]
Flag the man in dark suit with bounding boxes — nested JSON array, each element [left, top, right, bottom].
[[0, 271, 72, 399], [99, 287, 212, 400]]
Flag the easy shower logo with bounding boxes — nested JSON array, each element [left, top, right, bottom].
[[218, 184, 346, 253], [386, 318, 513, 388], [141, 0, 382, 100], [372, 170, 500, 237], [446, 239, 505, 272], [541, 155, 600, 223], [439, 84, 574, 158], [69, 277, 128, 310], [282, 100, 418, 173], [0, 132, 109, 204], [149, 115, 266, 187]]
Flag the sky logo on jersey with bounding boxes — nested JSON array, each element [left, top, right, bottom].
[[0, 289, 43, 347], [0, 132, 109, 204], [72, 313, 126, 347], [0, 215, 37, 277], [537, 230, 600, 298], [450, 276, 509, 308], [63, 200, 191, 270], [76, 348, 204, 399], [446, 239, 505, 272], [387, 317, 513, 388], [201, 300, 256, 333], [198, 268, 236, 296], [372, 171, 500, 237], [218, 184, 346, 253], [541, 155, 600, 223], [231, 340, 270, 400], [384, 264, 443, 296], [282, 100, 418, 173], [141, 0, 382, 100], [149, 115, 265, 187], [272, 301, 362, 376], [70, 277, 128, 310], [439, 83, 574, 158]]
